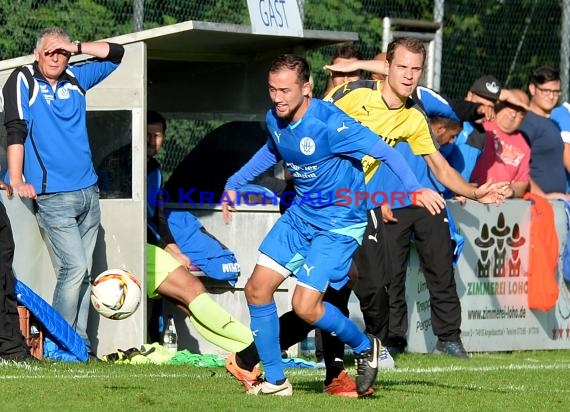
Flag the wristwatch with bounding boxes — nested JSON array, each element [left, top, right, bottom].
[[73, 40, 82, 55]]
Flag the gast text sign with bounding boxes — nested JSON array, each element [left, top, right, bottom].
[[247, 0, 303, 37]]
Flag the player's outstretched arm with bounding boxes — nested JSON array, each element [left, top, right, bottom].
[[222, 143, 279, 224], [368, 140, 445, 214], [424, 151, 510, 204], [473, 179, 512, 204], [411, 188, 447, 215], [324, 59, 387, 77]]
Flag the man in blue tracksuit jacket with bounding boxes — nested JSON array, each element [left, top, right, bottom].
[[2, 27, 124, 355]]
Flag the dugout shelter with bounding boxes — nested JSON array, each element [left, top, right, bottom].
[[0, 21, 357, 356]]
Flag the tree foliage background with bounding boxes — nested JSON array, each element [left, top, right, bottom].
[[0, 0, 564, 176], [0, 0, 563, 97]]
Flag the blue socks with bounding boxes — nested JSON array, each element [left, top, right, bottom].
[[249, 300, 370, 384], [313, 301, 370, 354], [249, 302, 286, 385]]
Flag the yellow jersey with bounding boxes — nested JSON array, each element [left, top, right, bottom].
[[324, 79, 437, 182]]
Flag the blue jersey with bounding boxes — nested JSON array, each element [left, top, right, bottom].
[[265, 99, 379, 232], [446, 122, 484, 181], [552, 103, 570, 143], [551, 103, 570, 191], [2, 45, 123, 194]]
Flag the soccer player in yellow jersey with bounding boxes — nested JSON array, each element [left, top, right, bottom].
[[324, 37, 510, 359]]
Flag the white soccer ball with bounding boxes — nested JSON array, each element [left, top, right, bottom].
[[91, 269, 142, 320]]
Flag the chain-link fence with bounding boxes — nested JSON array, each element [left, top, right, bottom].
[[0, 0, 565, 177], [3, 0, 564, 94]]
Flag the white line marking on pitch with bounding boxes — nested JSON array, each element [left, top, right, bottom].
[[1, 362, 569, 381], [389, 363, 570, 374]]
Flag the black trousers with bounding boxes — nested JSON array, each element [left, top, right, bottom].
[[383, 206, 461, 344], [0, 202, 29, 358], [353, 208, 391, 339]]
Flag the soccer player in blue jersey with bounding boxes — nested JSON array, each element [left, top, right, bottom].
[[221, 54, 445, 396]]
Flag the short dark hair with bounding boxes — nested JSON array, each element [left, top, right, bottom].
[[430, 116, 462, 131], [386, 37, 426, 66], [530, 65, 560, 85], [269, 54, 311, 84], [147, 110, 166, 132], [331, 43, 361, 62]]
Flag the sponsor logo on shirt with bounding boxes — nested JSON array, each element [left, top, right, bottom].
[[40, 84, 54, 105]]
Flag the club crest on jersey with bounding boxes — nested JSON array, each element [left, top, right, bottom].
[[57, 84, 71, 100], [299, 137, 316, 155]]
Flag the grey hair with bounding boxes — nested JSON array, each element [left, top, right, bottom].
[[36, 27, 70, 49]]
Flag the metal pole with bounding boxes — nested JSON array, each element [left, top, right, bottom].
[[382, 17, 392, 52], [133, 0, 144, 32], [433, 0, 444, 92], [297, 0, 305, 22], [561, 0, 570, 102]]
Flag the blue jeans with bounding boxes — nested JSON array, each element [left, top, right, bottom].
[[35, 185, 100, 350]]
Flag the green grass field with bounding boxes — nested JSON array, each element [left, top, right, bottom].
[[2, 350, 569, 411]]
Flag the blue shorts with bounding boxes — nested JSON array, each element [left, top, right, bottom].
[[258, 212, 362, 292]]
